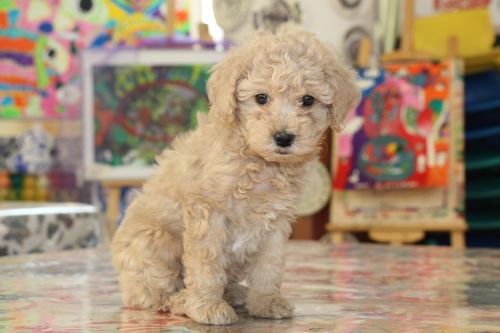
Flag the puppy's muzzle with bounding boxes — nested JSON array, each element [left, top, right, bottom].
[[273, 131, 295, 148]]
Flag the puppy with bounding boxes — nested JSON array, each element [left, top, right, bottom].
[[111, 27, 359, 325]]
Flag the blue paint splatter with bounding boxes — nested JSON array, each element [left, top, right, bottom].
[[2, 96, 13, 106], [39, 22, 53, 34], [91, 34, 112, 47], [8, 9, 19, 26]]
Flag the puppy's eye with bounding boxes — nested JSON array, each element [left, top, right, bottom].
[[255, 94, 269, 105], [301, 95, 315, 107]]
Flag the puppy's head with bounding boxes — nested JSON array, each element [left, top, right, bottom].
[[207, 27, 360, 164]]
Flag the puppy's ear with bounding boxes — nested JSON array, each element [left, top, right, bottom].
[[207, 48, 248, 125], [324, 51, 360, 132]]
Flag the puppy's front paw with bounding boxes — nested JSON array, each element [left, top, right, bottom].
[[246, 293, 294, 319], [186, 300, 238, 325]]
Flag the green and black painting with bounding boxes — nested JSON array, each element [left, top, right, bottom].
[[92, 64, 211, 166]]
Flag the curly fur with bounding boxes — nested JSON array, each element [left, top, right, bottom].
[[111, 26, 359, 325]]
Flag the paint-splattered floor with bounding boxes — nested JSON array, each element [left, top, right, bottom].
[[1, 241, 499, 332]]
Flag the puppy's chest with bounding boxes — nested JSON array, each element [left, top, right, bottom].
[[225, 167, 303, 261], [231, 166, 302, 223]]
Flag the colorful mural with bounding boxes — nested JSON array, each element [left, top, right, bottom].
[[333, 62, 452, 190], [0, 0, 190, 119], [93, 64, 210, 166]]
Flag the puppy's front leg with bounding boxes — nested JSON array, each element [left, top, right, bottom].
[[182, 209, 237, 325], [245, 229, 294, 319]]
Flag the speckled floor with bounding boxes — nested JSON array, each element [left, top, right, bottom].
[[1, 241, 500, 332]]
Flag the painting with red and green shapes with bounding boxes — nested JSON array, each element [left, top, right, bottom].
[[333, 62, 452, 190], [93, 64, 210, 166]]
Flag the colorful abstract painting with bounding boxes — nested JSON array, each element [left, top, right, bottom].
[[0, 0, 190, 119], [92, 64, 210, 167], [333, 62, 452, 190]]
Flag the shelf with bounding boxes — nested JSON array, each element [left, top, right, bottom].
[[466, 148, 500, 170], [465, 100, 500, 113], [467, 178, 500, 199], [465, 71, 500, 113], [466, 125, 500, 140], [467, 210, 500, 230]]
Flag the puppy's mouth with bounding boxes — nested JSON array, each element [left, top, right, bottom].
[[275, 148, 292, 155]]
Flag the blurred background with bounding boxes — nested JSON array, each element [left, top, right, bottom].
[[1, 0, 500, 255]]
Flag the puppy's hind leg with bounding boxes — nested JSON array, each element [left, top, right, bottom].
[[112, 218, 183, 312]]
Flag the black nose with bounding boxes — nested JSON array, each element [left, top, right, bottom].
[[273, 131, 295, 147]]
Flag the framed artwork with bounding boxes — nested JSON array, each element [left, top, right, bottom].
[[82, 49, 224, 180], [329, 59, 466, 243]]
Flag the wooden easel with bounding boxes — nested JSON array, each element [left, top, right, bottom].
[[356, 36, 372, 69], [380, 0, 460, 65], [381, 0, 429, 63], [101, 178, 144, 237], [166, 0, 176, 39], [328, 0, 467, 248]]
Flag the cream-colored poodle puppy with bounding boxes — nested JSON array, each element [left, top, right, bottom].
[[111, 27, 359, 325]]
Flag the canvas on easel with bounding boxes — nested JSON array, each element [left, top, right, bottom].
[[328, 59, 466, 248], [328, 0, 466, 248], [81, 48, 224, 235]]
